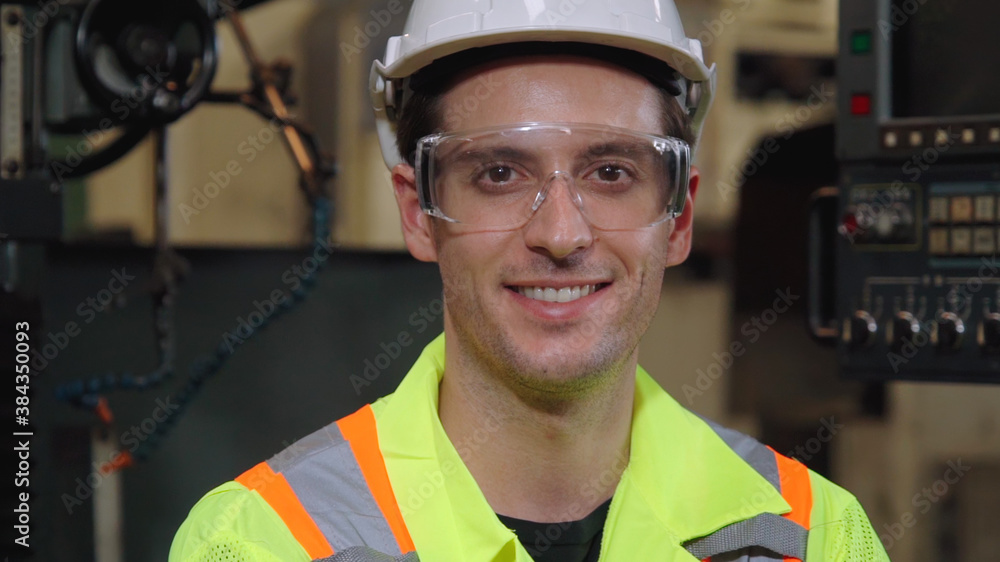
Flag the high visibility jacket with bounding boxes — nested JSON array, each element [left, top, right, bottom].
[[170, 335, 889, 562]]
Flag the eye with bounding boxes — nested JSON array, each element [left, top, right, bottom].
[[596, 165, 625, 182], [470, 163, 527, 195], [488, 166, 514, 183]]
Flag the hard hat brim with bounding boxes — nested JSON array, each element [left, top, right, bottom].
[[375, 27, 712, 84]]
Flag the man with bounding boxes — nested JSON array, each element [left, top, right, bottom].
[[171, 1, 889, 561]]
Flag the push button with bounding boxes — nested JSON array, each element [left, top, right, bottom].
[[975, 195, 996, 222], [974, 227, 996, 255], [928, 228, 950, 255], [950, 228, 972, 255], [851, 30, 872, 54], [851, 94, 872, 116], [929, 197, 950, 223], [950, 196, 974, 223]]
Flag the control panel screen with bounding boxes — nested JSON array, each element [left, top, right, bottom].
[[891, 0, 1000, 119]]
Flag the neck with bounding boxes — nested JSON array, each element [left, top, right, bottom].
[[438, 340, 635, 523]]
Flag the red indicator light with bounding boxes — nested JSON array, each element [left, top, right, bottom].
[[841, 213, 859, 236], [851, 94, 872, 116]]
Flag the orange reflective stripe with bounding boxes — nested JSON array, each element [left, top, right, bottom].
[[236, 462, 335, 559], [337, 405, 416, 554], [769, 448, 813, 562]]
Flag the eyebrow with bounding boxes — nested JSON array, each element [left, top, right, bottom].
[[447, 145, 538, 167], [439, 138, 658, 169], [580, 140, 653, 159]]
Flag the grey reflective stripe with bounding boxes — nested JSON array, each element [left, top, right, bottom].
[[314, 546, 420, 562], [683, 513, 808, 560], [686, 416, 809, 561], [711, 547, 786, 561], [267, 421, 404, 556], [699, 416, 781, 492]]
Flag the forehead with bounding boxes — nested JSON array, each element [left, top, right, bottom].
[[439, 55, 664, 137]]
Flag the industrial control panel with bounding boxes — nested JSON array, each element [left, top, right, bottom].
[[833, 165, 1000, 382], [821, 0, 1000, 382]]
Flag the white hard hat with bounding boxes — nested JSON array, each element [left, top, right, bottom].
[[370, 0, 717, 169]]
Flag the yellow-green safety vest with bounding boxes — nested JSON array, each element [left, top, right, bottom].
[[170, 334, 889, 562]]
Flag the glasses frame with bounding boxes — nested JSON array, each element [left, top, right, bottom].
[[414, 122, 691, 231]]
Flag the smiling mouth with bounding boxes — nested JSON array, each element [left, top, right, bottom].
[[511, 284, 609, 303]]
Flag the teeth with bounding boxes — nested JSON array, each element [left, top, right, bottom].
[[518, 285, 599, 303]]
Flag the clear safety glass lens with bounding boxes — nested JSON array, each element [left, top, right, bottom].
[[415, 123, 690, 231]]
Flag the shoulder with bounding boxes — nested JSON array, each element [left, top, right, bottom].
[[170, 411, 385, 562], [170, 418, 354, 562], [700, 417, 888, 560], [804, 469, 890, 561], [169, 481, 309, 562]]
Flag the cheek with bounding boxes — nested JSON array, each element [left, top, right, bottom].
[[650, 225, 675, 272], [435, 233, 512, 296], [612, 228, 672, 277]]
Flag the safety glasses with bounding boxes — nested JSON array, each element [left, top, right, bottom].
[[415, 123, 690, 231]]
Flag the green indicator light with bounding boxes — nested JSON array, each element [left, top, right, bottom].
[[851, 30, 872, 54]]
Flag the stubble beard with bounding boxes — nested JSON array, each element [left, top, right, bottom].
[[443, 276, 652, 410]]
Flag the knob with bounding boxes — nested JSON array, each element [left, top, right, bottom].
[[841, 205, 874, 243], [933, 312, 965, 352], [873, 203, 914, 242], [888, 311, 921, 351], [846, 310, 878, 348], [979, 313, 1000, 353]]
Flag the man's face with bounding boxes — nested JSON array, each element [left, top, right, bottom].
[[393, 56, 698, 396]]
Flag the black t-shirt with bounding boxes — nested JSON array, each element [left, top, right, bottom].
[[496, 499, 612, 562]]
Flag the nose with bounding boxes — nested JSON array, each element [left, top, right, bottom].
[[521, 173, 594, 259]]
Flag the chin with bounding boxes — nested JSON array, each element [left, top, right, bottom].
[[497, 342, 626, 394]]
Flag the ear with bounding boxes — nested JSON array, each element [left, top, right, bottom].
[[664, 166, 699, 268], [393, 163, 438, 262]]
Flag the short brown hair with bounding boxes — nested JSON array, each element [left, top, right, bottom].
[[396, 43, 694, 166]]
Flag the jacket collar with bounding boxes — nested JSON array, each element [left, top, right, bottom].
[[373, 335, 790, 560]]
